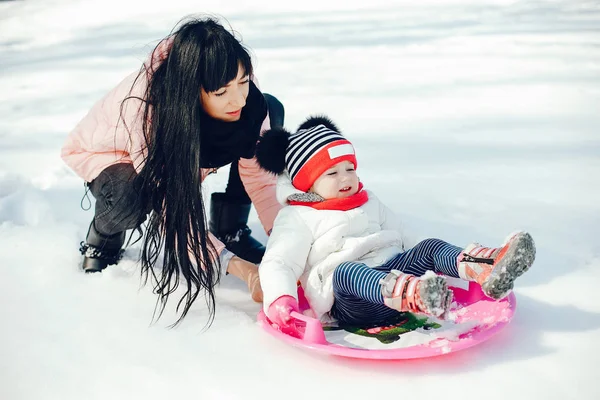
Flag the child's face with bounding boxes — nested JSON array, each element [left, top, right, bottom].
[[310, 160, 359, 200]]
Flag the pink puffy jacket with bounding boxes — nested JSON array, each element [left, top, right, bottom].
[[61, 39, 281, 256]]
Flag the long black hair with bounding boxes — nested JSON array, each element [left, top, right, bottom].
[[124, 17, 253, 327]]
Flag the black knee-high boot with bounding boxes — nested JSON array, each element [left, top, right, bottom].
[[209, 193, 265, 264], [79, 221, 125, 273]]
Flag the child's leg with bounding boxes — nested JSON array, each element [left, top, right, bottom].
[[458, 231, 536, 299], [331, 261, 452, 326], [383, 238, 462, 278], [331, 261, 402, 327]]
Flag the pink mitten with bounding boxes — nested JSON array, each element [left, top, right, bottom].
[[267, 295, 299, 329]]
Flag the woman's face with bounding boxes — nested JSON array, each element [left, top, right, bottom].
[[200, 64, 249, 122]]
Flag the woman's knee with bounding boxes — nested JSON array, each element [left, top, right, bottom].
[[263, 93, 285, 129], [90, 163, 138, 199], [90, 163, 146, 234]]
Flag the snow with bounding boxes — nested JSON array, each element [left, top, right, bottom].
[[1, 0, 600, 399]]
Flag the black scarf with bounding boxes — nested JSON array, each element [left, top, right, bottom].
[[199, 81, 268, 168]]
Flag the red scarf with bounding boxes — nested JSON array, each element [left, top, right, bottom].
[[288, 183, 369, 211]]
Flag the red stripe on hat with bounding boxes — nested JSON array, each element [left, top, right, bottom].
[[292, 140, 357, 192]]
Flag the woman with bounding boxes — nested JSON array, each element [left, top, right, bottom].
[[61, 17, 284, 324]]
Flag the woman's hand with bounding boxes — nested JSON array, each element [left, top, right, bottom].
[[226, 256, 263, 303], [246, 267, 263, 303]]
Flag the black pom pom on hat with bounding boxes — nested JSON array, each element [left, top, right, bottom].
[[297, 115, 340, 133], [255, 127, 291, 175]]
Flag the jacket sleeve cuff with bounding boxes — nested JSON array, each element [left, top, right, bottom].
[[219, 248, 236, 278]]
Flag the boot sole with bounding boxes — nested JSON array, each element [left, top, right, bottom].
[[481, 232, 536, 300], [420, 274, 453, 318]]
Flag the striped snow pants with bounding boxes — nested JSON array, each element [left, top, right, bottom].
[[330, 238, 462, 327]]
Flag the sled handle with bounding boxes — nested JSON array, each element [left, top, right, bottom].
[[290, 311, 328, 345]]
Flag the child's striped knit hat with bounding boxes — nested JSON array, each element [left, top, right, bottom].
[[255, 116, 357, 192]]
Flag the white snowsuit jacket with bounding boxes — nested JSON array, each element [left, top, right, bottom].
[[260, 173, 410, 321]]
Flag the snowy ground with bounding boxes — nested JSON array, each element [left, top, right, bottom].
[[1, 0, 600, 399]]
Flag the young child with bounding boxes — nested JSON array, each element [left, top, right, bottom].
[[255, 116, 536, 330]]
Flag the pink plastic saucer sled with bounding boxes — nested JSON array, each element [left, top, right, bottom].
[[257, 279, 517, 360]]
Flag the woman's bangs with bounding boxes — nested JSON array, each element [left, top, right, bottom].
[[202, 44, 252, 92]]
